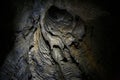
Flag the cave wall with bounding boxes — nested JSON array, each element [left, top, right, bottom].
[[0, 0, 117, 80]]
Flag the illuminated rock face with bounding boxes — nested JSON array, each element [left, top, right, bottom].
[[0, 4, 85, 80], [0, 0, 113, 80]]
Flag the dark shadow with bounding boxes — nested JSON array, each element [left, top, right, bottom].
[[0, 0, 16, 67]]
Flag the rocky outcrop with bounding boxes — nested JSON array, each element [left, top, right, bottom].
[[0, 0, 112, 80]]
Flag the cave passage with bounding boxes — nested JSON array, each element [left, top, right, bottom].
[[0, 0, 117, 80]]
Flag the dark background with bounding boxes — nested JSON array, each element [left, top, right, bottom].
[[0, 0, 118, 80], [0, 0, 15, 66]]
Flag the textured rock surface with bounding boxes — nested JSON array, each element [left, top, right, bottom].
[[0, 0, 115, 80]]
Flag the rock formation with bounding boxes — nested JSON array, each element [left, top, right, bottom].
[[0, 0, 114, 80]]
